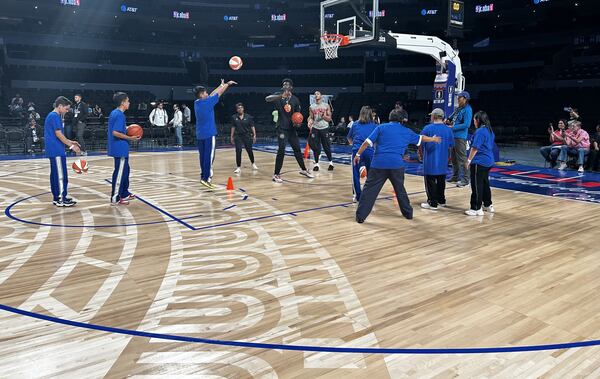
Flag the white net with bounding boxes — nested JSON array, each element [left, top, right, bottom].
[[321, 34, 343, 60]]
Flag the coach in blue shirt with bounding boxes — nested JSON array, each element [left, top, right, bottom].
[[353, 109, 441, 223], [448, 91, 473, 187], [420, 108, 455, 210]]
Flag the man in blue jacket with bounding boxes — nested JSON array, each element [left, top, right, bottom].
[[448, 91, 473, 187]]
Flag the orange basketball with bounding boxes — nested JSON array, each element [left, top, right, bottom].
[[292, 112, 303, 125], [229, 56, 243, 70], [360, 166, 367, 179], [72, 159, 88, 174], [127, 124, 143, 138]]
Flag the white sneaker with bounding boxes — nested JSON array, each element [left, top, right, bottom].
[[483, 205, 495, 213], [465, 209, 484, 216], [578, 166, 584, 173], [299, 170, 314, 179], [234, 167, 241, 174], [558, 162, 567, 170], [272, 174, 283, 183], [252, 163, 259, 170], [420, 203, 438, 210], [352, 195, 357, 203]]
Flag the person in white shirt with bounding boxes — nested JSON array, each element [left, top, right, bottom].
[[149, 102, 169, 128], [182, 103, 191, 123], [169, 104, 184, 148]]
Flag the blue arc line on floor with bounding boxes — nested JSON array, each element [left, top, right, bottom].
[[1, 303, 600, 354], [104, 179, 196, 231]]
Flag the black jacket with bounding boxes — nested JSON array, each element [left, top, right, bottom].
[[73, 101, 88, 124]]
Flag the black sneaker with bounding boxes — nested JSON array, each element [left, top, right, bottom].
[[447, 177, 459, 183], [457, 180, 470, 188], [313, 165, 319, 172], [356, 216, 364, 224], [328, 164, 334, 171], [53, 198, 77, 207]]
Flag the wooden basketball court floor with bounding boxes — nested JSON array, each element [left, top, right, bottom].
[[0, 148, 599, 378]]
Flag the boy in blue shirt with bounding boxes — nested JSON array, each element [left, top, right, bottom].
[[420, 108, 455, 210], [108, 92, 140, 205], [44, 96, 81, 207], [194, 79, 237, 190], [353, 109, 441, 223], [347, 105, 377, 202]]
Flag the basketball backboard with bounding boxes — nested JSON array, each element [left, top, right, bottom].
[[320, 0, 379, 49]]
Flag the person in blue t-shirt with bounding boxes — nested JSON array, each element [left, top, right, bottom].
[[108, 92, 140, 205], [447, 91, 473, 187], [465, 110, 496, 216], [420, 108, 455, 210], [353, 109, 441, 223], [347, 106, 377, 202], [194, 79, 237, 190], [44, 96, 81, 207]]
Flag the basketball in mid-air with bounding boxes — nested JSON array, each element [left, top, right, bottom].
[[72, 159, 88, 174], [292, 112, 304, 125], [127, 124, 143, 138], [229, 56, 243, 70]]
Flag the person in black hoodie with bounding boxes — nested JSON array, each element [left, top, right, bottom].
[[72, 94, 89, 155]]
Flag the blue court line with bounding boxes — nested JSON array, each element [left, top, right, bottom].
[[191, 191, 425, 231], [104, 179, 196, 231], [1, 303, 600, 354], [238, 188, 246, 192], [4, 186, 203, 229], [0, 166, 45, 178], [222, 204, 236, 211], [135, 196, 197, 231]]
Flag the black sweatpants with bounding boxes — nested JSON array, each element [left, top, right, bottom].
[[309, 128, 332, 163], [469, 164, 492, 210], [424, 174, 447, 207], [275, 128, 307, 175], [234, 134, 254, 167], [76, 121, 86, 152], [356, 167, 413, 221]]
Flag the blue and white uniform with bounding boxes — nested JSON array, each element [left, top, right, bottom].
[[108, 108, 131, 203], [44, 112, 68, 202], [195, 94, 219, 182]]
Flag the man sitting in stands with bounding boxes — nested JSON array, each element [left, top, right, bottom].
[[558, 121, 590, 173], [539, 119, 567, 168]]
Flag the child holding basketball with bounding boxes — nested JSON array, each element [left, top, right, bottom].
[[347, 106, 377, 202], [194, 79, 237, 189], [108, 92, 140, 205], [45, 96, 81, 207]]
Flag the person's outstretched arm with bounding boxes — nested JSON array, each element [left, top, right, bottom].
[[211, 79, 237, 98]]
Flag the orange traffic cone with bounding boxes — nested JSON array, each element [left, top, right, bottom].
[[226, 177, 234, 191], [303, 143, 310, 159]]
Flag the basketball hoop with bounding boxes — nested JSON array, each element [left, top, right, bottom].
[[321, 34, 349, 60]]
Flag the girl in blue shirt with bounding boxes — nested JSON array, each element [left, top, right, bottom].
[[347, 106, 377, 202], [465, 110, 496, 216]]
